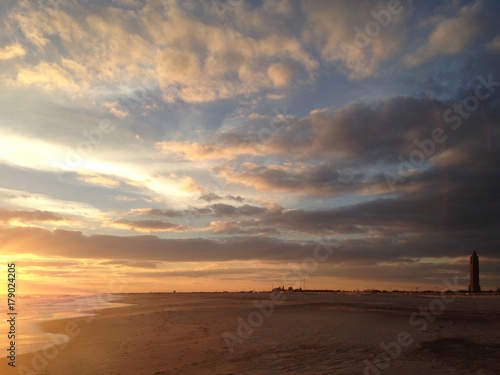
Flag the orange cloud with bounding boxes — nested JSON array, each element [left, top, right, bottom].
[[0, 208, 69, 224], [155, 141, 261, 161], [5, 0, 317, 101], [16, 62, 86, 92], [77, 171, 121, 187], [0, 44, 25, 60], [267, 60, 298, 87], [107, 219, 187, 233]]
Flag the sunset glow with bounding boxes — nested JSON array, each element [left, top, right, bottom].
[[1, 0, 500, 294]]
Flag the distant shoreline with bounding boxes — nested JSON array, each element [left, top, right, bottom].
[[121, 289, 500, 296]]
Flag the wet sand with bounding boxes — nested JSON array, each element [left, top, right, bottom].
[[3, 292, 500, 374]]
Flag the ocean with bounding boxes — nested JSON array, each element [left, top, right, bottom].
[[1, 294, 130, 357]]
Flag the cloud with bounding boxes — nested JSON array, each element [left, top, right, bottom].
[[103, 102, 129, 118], [115, 195, 139, 202], [217, 146, 500, 240], [205, 203, 267, 218], [110, 0, 144, 8], [3, 0, 496, 99], [0, 188, 109, 223], [168, 174, 215, 199], [486, 35, 500, 52], [267, 59, 298, 87], [0, 208, 68, 224], [0, 226, 318, 262], [15, 62, 85, 91], [405, 3, 484, 66], [77, 171, 121, 187], [150, 92, 498, 200], [212, 162, 390, 197], [2, 226, 499, 270], [108, 219, 187, 233], [4, 1, 155, 91], [133, 202, 272, 220], [133, 208, 184, 218], [204, 220, 280, 236], [155, 140, 261, 161], [3, 0, 320, 102], [129, 266, 269, 279], [163, 96, 449, 167], [20, 260, 81, 268], [99, 259, 159, 269], [302, 0, 407, 79], [0, 43, 25, 60], [275, 97, 447, 163]]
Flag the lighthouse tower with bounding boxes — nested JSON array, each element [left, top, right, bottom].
[[469, 251, 481, 293]]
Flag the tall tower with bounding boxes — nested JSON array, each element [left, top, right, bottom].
[[469, 251, 481, 293]]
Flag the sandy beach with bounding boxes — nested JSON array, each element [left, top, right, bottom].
[[3, 292, 500, 375]]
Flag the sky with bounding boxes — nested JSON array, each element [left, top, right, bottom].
[[0, 0, 499, 293]]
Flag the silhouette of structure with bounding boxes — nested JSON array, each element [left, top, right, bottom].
[[469, 251, 481, 293]]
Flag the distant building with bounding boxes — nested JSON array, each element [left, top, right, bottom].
[[469, 251, 481, 293]]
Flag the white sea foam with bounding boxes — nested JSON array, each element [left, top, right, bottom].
[[1, 294, 130, 357]]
